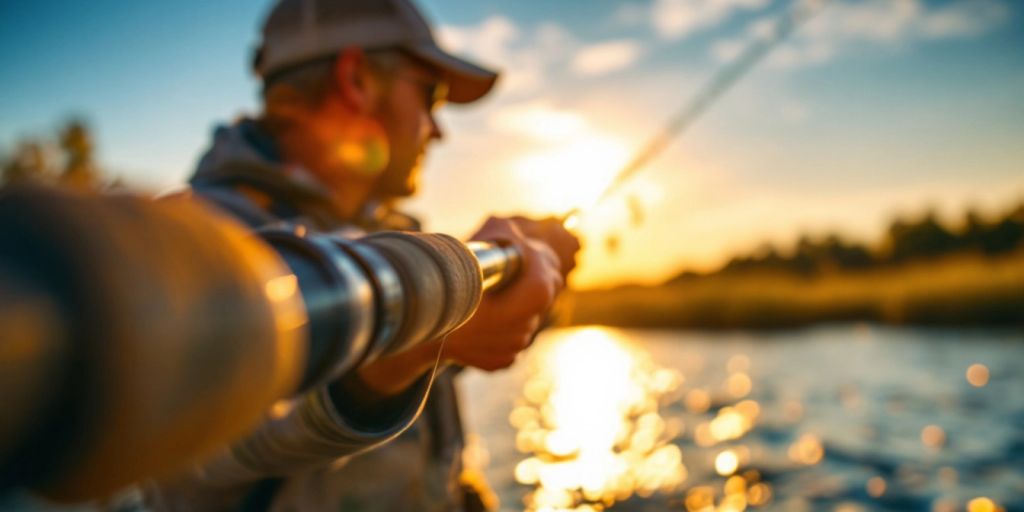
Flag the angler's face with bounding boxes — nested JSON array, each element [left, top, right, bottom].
[[372, 57, 446, 199]]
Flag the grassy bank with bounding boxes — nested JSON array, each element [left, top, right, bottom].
[[566, 250, 1024, 329]]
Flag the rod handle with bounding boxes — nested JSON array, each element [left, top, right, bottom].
[[467, 241, 522, 292]]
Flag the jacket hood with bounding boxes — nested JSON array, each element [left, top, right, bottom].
[[190, 118, 331, 206]]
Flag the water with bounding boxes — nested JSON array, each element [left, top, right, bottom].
[[458, 324, 1024, 512]]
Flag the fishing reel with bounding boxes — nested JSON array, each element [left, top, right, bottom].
[[0, 184, 519, 501]]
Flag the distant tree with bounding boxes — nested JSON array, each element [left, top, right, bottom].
[[663, 200, 1022, 284], [980, 206, 1023, 255], [1, 118, 102, 189], [2, 139, 56, 184], [59, 119, 99, 189], [818, 234, 874, 271], [885, 211, 959, 263], [721, 241, 789, 275], [960, 208, 987, 251], [1012, 203, 1024, 221], [946, 204, 1024, 256], [789, 235, 819, 276], [778, 234, 874, 276], [721, 255, 751, 273]]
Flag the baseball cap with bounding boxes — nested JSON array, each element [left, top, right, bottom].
[[253, 0, 499, 104]]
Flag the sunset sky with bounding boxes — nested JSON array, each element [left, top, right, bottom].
[[2, 0, 1022, 288]]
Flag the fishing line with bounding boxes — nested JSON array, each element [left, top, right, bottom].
[[563, 0, 827, 227]]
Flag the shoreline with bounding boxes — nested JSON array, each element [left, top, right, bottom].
[[565, 250, 1024, 330]]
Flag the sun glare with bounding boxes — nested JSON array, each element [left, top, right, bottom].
[[512, 135, 630, 215]]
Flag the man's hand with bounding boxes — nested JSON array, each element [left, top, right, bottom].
[[508, 216, 582, 278], [355, 216, 580, 394], [440, 216, 579, 371]]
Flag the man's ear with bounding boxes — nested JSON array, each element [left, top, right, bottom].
[[333, 47, 382, 114]]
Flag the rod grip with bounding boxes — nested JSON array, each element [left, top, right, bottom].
[[359, 232, 483, 356], [467, 240, 522, 292]]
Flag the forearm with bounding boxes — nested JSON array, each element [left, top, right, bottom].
[[160, 344, 445, 490], [351, 338, 446, 396], [171, 380, 432, 489]]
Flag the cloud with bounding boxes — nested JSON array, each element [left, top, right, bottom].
[[711, 38, 746, 63], [818, 0, 923, 43], [437, 16, 520, 65], [438, 17, 579, 96], [710, 0, 1013, 69], [652, 0, 771, 40], [571, 39, 646, 76], [918, 0, 1011, 39], [488, 102, 589, 141], [614, 2, 650, 27]]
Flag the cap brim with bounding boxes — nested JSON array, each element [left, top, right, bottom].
[[406, 43, 499, 104]]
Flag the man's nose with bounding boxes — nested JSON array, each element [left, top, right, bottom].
[[428, 111, 444, 141]]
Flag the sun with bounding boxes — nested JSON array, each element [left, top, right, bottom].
[[511, 133, 630, 215]]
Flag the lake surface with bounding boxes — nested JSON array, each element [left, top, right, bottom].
[[458, 325, 1024, 512]]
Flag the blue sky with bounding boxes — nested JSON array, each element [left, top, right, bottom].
[[2, 0, 1022, 286]]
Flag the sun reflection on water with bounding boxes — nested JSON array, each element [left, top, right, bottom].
[[502, 327, 1011, 511], [509, 327, 795, 511], [512, 327, 686, 510]]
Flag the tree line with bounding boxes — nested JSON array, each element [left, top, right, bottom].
[[706, 203, 1024, 279], [1, 118, 104, 190]]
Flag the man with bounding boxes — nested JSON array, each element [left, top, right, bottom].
[[148, 0, 579, 510]]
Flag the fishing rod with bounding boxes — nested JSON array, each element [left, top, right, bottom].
[[563, 0, 825, 227]]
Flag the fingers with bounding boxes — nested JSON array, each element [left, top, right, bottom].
[[468, 216, 525, 244], [490, 240, 561, 320], [468, 216, 565, 287], [506, 216, 581, 277], [448, 215, 577, 373]]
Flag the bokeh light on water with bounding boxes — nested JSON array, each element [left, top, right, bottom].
[[508, 327, 788, 511], [966, 364, 990, 388], [460, 325, 1022, 511]]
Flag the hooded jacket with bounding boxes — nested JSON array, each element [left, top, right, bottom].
[[147, 119, 471, 511]]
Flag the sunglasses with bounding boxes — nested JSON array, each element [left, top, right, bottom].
[[396, 73, 449, 112]]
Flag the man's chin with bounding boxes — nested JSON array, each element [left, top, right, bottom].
[[395, 169, 420, 197], [400, 183, 418, 198], [374, 181, 418, 201]]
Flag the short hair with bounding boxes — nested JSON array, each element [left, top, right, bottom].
[[261, 48, 406, 110]]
